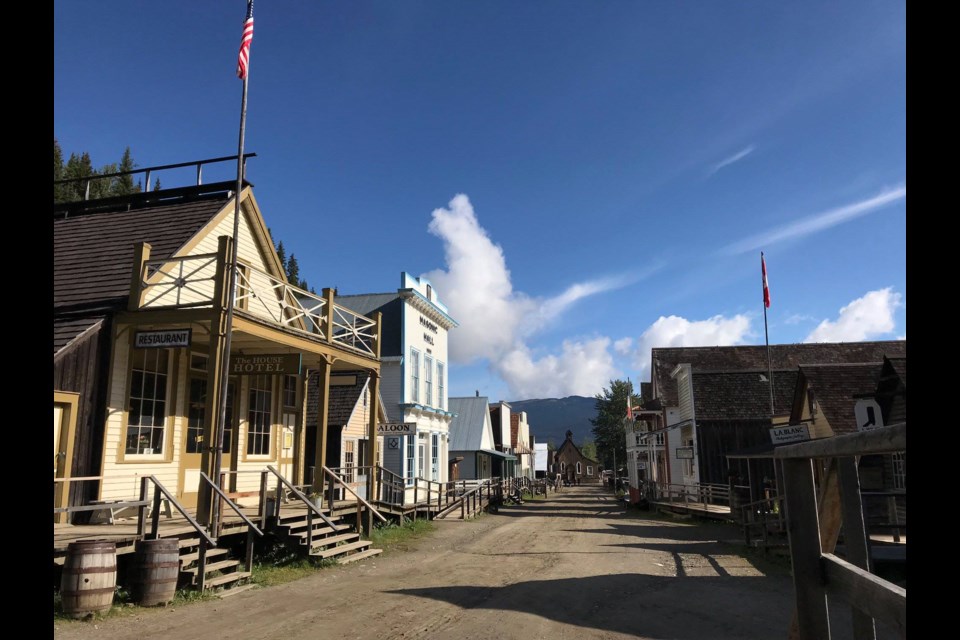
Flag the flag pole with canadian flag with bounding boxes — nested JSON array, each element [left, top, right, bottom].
[[762, 251, 775, 416]]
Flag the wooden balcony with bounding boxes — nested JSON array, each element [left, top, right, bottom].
[[129, 243, 379, 359]]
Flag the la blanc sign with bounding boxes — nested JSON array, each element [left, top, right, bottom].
[[231, 353, 302, 375], [770, 424, 811, 445]]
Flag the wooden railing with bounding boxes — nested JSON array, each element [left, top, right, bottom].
[[776, 423, 906, 640], [139, 253, 220, 309], [654, 482, 732, 508], [264, 466, 339, 541], [375, 466, 407, 506], [320, 466, 387, 534], [739, 495, 786, 551], [233, 265, 327, 337]]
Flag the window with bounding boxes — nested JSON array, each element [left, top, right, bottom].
[[126, 349, 169, 455], [892, 452, 906, 490], [437, 362, 445, 410], [424, 355, 433, 407], [431, 433, 439, 480], [409, 349, 420, 403], [190, 352, 208, 372], [283, 374, 297, 409], [426, 284, 432, 301], [247, 375, 272, 456], [586, 466, 593, 476], [577, 462, 582, 475], [560, 462, 566, 473], [343, 440, 355, 483], [418, 433, 426, 479], [406, 435, 415, 485]]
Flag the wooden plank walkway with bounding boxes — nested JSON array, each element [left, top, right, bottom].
[[650, 500, 733, 520]]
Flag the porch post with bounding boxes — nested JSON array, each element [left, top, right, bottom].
[[311, 357, 332, 494], [127, 242, 151, 311], [197, 235, 233, 525], [367, 369, 381, 503], [294, 371, 310, 485]]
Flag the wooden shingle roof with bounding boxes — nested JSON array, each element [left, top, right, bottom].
[[796, 362, 884, 434], [305, 370, 371, 428], [54, 195, 230, 310], [692, 369, 798, 420], [651, 341, 907, 407]]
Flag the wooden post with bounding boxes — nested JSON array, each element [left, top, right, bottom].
[[323, 288, 336, 342], [127, 242, 151, 311], [783, 458, 830, 640], [887, 496, 901, 543], [151, 486, 162, 539], [306, 510, 313, 550], [366, 370, 380, 503], [837, 457, 877, 640], [245, 528, 255, 573], [137, 476, 150, 539], [197, 236, 232, 526], [311, 358, 332, 494]]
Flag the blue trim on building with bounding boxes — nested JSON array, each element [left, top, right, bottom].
[[401, 288, 459, 327], [399, 402, 455, 418]]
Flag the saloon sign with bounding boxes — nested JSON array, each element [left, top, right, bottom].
[[377, 422, 415, 436], [230, 353, 302, 375]]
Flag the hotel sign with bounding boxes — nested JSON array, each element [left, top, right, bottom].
[[377, 422, 415, 436], [676, 447, 694, 460], [770, 424, 811, 444], [134, 329, 192, 349], [230, 353, 302, 375]]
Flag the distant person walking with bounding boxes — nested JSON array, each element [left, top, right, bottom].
[[554, 474, 562, 492]]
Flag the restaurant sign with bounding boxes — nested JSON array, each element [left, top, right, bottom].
[[377, 422, 416, 436], [134, 328, 192, 349], [770, 424, 811, 445], [231, 353, 302, 375]]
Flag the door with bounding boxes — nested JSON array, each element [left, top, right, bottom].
[[179, 378, 237, 506], [54, 392, 80, 524], [278, 411, 296, 483]]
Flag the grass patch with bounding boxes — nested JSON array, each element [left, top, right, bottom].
[[54, 585, 216, 623], [369, 517, 435, 551], [250, 557, 336, 587]]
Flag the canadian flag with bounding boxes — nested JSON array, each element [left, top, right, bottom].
[[761, 252, 771, 308]]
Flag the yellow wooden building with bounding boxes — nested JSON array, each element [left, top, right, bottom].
[[54, 165, 383, 524]]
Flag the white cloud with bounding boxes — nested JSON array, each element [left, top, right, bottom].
[[424, 194, 639, 366], [784, 313, 817, 325], [721, 184, 906, 255], [707, 145, 755, 176], [631, 314, 754, 379], [494, 338, 621, 399], [804, 288, 902, 343], [614, 337, 634, 355]]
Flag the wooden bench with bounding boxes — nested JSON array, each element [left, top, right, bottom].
[[89, 498, 172, 524]]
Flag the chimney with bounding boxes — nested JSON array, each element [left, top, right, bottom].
[[475, 390, 479, 397]]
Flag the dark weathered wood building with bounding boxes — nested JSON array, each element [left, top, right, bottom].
[[550, 430, 600, 484]]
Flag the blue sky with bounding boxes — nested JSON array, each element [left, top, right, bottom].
[[54, 1, 906, 401]]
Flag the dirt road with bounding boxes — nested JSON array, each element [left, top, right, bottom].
[[53, 486, 883, 640]]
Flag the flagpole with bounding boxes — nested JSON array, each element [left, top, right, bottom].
[[762, 252, 775, 416], [211, 2, 253, 534]]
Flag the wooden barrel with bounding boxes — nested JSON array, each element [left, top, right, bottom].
[[60, 540, 117, 618], [131, 538, 180, 606]]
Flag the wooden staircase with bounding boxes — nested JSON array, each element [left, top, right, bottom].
[[176, 532, 256, 597], [274, 510, 382, 565]]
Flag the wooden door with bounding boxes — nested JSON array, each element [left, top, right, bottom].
[[179, 378, 236, 506]]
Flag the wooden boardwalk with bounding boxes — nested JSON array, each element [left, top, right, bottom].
[[650, 499, 733, 520]]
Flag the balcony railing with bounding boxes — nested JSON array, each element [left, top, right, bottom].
[[134, 248, 378, 358]]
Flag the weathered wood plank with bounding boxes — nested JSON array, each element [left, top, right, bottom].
[[783, 458, 830, 640], [836, 456, 876, 640], [775, 424, 905, 459], [822, 553, 906, 637]]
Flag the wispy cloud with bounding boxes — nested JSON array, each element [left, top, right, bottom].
[[784, 313, 817, 325], [721, 184, 906, 255], [707, 145, 755, 176]]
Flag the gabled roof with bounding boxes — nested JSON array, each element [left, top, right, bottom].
[[556, 431, 598, 465], [54, 187, 233, 311], [54, 316, 106, 359], [305, 370, 386, 428], [449, 396, 494, 451], [793, 362, 884, 434], [334, 293, 403, 357], [884, 357, 906, 389], [650, 341, 907, 407], [692, 369, 798, 420]]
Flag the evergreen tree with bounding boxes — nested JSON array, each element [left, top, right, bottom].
[[111, 147, 139, 196], [54, 139, 68, 202], [153, 178, 161, 191], [298, 278, 309, 290], [580, 438, 598, 461], [275, 241, 287, 272], [63, 152, 95, 201], [91, 162, 117, 200], [286, 254, 300, 285], [589, 379, 638, 473]]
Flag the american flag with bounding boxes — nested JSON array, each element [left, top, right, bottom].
[[237, 1, 254, 80]]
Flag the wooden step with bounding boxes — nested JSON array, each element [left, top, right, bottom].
[[336, 548, 382, 565], [284, 521, 350, 535], [277, 509, 331, 523], [306, 532, 359, 550], [290, 525, 353, 541], [216, 583, 259, 598], [183, 558, 241, 576], [178, 537, 202, 549], [311, 539, 370, 559], [179, 548, 229, 566], [204, 571, 251, 589]]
